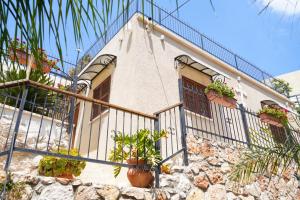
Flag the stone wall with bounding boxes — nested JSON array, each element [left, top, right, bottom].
[[1, 135, 299, 200]]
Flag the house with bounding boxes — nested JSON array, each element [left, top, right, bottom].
[[276, 70, 300, 108], [72, 1, 296, 158]]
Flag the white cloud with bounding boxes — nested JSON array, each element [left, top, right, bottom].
[[259, 0, 300, 15]]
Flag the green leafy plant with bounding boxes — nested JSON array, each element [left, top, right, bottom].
[[8, 39, 27, 51], [0, 173, 26, 200], [205, 80, 235, 99], [271, 79, 292, 97], [109, 129, 168, 177], [258, 106, 288, 125], [38, 148, 86, 178], [0, 67, 54, 113], [229, 127, 299, 184]]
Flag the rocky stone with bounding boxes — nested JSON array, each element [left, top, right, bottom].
[[244, 183, 261, 198], [198, 162, 210, 172], [38, 183, 73, 200], [171, 166, 184, 173], [55, 177, 72, 185], [176, 174, 191, 193], [194, 173, 209, 190], [12, 173, 40, 185], [220, 162, 231, 174], [121, 187, 145, 200], [41, 177, 55, 185], [190, 164, 200, 175], [226, 192, 239, 200], [155, 190, 167, 200], [170, 194, 180, 200], [207, 157, 221, 166], [75, 186, 99, 200], [96, 185, 120, 200], [186, 188, 205, 200], [72, 179, 83, 188], [207, 184, 227, 200], [207, 169, 224, 185], [32, 155, 43, 168], [34, 183, 45, 194]]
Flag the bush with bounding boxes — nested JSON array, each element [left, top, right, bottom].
[[204, 80, 235, 99], [271, 79, 292, 96], [38, 148, 86, 178]]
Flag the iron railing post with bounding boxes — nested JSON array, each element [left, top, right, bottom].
[[178, 78, 189, 166], [67, 54, 80, 150], [239, 104, 251, 147], [4, 85, 29, 171], [154, 114, 161, 188]]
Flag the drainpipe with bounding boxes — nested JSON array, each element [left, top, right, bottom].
[[74, 80, 91, 148]]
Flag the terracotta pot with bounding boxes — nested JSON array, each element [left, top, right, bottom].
[[206, 90, 237, 109], [126, 159, 154, 188], [9, 48, 31, 66], [259, 113, 283, 127], [56, 173, 75, 180]]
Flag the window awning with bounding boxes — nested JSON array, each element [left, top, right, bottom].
[[175, 55, 230, 80], [78, 54, 116, 81]]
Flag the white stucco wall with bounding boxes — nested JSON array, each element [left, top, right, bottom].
[[75, 14, 293, 155]]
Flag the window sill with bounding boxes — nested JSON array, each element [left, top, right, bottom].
[[89, 109, 109, 124], [185, 109, 213, 122]]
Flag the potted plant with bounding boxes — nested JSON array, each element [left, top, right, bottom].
[[204, 80, 237, 108], [258, 106, 288, 127], [109, 129, 167, 188], [8, 39, 58, 73], [8, 39, 29, 65], [38, 148, 86, 180]]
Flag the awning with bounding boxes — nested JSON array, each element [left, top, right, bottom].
[[175, 54, 230, 80], [78, 54, 116, 81]]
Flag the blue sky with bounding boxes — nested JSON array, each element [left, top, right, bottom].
[[44, 0, 300, 76]]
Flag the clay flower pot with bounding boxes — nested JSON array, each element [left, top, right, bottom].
[[259, 113, 283, 127], [56, 173, 75, 180], [9, 48, 31, 66], [126, 158, 154, 188], [206, 90, 237, 109]]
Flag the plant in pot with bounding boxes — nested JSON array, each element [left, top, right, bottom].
[[38, 148, 86, 180], [8, 39, 29, 65], [258, 106, 288, 127], [8, 40, 57, 73], [109, 129, 167, 188], [204, 80, 237, 108]]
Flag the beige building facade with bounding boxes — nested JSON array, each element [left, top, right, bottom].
[[72, 13, 295, 157]]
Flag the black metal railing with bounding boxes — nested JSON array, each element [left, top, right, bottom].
[[78, 0, 288, 97], [178, 76, 300, 148]]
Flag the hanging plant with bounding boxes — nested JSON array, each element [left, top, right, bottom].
[[258, 106, 288, 127], [204, 80, 237, 108]]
